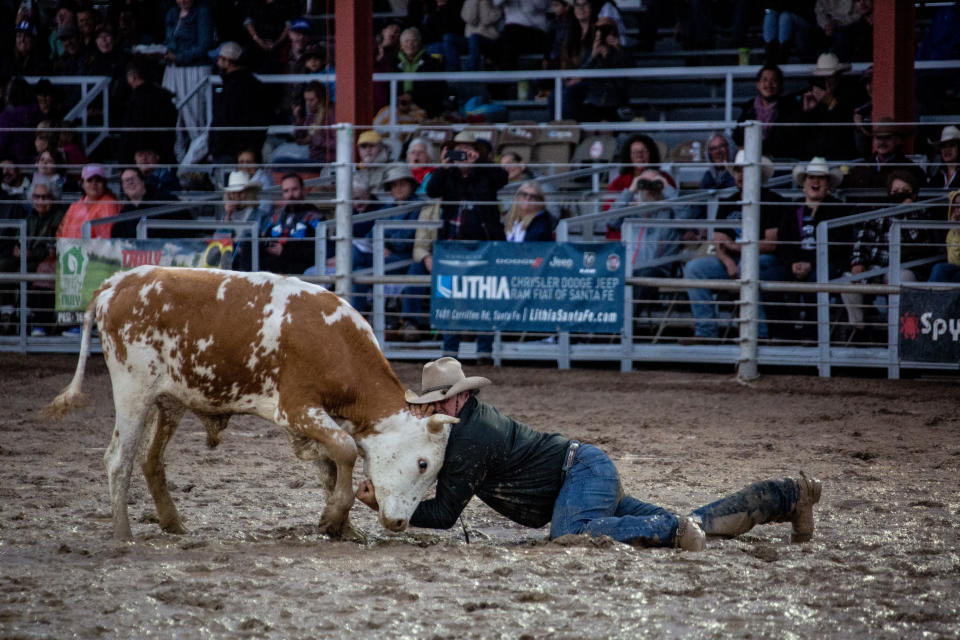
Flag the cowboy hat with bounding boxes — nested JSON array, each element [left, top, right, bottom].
[[792, 156, 843, 189], [871, 116, 908, 138], [224, 170, 262, 192], [404, 357, 491, 404], [812, 52, 851, 77], [382, 163, 417, 187], [929, 124, 960, 147], [729, 149, 775, 183]]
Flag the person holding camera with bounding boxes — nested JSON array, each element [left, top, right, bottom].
[[572, 17, 633, 122]]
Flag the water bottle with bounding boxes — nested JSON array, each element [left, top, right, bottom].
[[691, 141, 702, 162]]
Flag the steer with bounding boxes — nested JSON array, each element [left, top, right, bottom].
[[44, 266, 457, 540]]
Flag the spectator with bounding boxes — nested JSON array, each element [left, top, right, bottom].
[[52, 24, 85, 78], [373, 23, 402, 110], [681, 151, 788, 343], [928, 190, 960, 283], [409, 0, 466, 71], [814, 0, 859, 54], [76, 6, 100, 57], [761, 1, 815, 64], [610, 168, 702, 309], [503, 180, 555, 242], [372, 90, 429, 141], [699, 133, 737, 191], [565, 0, 596, 69], [841, 169, 930, 341], [733, 64, 799, 159], [33, 148, 67, 194], [459, 0, 502, 71], [283, 18, 314, 74], [396, 27, 447, 117], [243, 0, 299, 72], [33, 79, 64, 122], [774, 157, 852, 340], [57, 164, 120, 239], [355, 130, 391, 191], [47, 4, 77, 62], [404, 137, 437, 188], [259, 173, 322, 275], [595, 1, 628, 47], [543, 0, 575, 71], [85, 24, 129, 126], [915, 1, 960, 116], [604, 133, 676, 239], [0, 77, 40, 167], [110, 167, 187, 239], [11, 22, 49, 76], [1, 159, 31, 208], [573, 17, 633, 122], [1, 181, 65, 336], [119, 59, 178, 165], [352, 163, 424, 314], [425, 130, 507, 362], [292, 80, 335, 167], [208, 41, 270, 166], [845, 118, 925, 191], [222, 169, 266, 224], [495, 0, 550, 73], [798, 53, 856, 160], [115, 8, 154, 54], [57, 120, 88, 185], [499, 151, 559, 217], [236, 147, 274, 216], [834, 0, 873, 63], [162, 0, 215, 159], [134, 146, 179, 195], [214, 169, 266, 271], [33, 121, 57, 162], [927, 125, 960, 190]]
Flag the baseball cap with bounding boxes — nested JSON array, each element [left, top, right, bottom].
[[215, 41, 243, 61], [81, 164, 106, 181], [290, 18, 311, 33], [358, 130, 382, 146]]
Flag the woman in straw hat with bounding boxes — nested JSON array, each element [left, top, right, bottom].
[[927, 125, 960, 190], [356, 357, 823, 550]]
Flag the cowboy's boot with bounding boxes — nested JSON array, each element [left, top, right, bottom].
[[791, 471, 822, 543]]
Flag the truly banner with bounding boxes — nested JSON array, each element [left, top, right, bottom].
[[55, 238, 229, 314], [898, 287, 960, 364], [431, 241, 625, 334]]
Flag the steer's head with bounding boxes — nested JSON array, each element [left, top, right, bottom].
[[359, 411, 457, 532]]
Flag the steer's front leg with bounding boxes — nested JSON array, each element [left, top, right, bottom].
[[292, 412, 358, 539]]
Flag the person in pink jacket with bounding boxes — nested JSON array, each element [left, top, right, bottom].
[[57, 164, 120, 239]]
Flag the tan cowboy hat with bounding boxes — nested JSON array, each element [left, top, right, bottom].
[[404, 357, 491, 404], [792, 156, 843, 189], [729, 149, 775, 184], [812, 52, 851, 77], [930, 124, 960, 147], [871, 116, 908, 138], [382, 163, 417, 187]]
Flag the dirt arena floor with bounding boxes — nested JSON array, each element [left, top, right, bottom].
[[1, 353, 958, 639]]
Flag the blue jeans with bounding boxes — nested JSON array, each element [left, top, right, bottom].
[[442, 332, 493, 359], [351, 247, 410, 313], [762, 9, 811, 54], [929, 262, 960, 283], [550, 444, 799, 546], [683, 253, 789, 339], [440, 33, 496, 71]]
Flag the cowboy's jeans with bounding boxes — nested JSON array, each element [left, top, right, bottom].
[[550, 444, 799, 546]]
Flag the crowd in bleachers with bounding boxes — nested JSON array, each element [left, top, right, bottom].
[[0, 0, 959, 347]]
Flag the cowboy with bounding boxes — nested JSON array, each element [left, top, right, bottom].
[[355, 357, 823, 550], [846, 117, 925, 191]]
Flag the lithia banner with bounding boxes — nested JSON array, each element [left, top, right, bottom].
[[431, 242, 625, 334], [899, 287, 960, 365]]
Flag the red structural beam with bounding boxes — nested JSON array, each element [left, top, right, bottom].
[[334, 0, 374, 127], [872, 0, 915, 151]]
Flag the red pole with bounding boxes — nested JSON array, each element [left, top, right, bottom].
[[334, 0, 374, 127], [872, 0, 915, 152]]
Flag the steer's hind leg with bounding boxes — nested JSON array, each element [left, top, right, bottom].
[[104, 402, 153, 540], [140, 400, 187, 534], [289, 411, 358, 539]]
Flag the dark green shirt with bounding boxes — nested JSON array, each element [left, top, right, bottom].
[[410, 397, 570, 530]]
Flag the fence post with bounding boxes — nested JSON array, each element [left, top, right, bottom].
[[737, 120, 762, 381], [334, 123, 354, 298]]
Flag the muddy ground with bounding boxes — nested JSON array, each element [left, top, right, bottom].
[[0, 353, 958, 639]]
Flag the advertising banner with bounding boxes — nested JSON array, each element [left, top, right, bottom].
[[431, 241, 625, 334], [898, 287, 960, 364]]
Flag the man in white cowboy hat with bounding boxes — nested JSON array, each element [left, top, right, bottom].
[[927, 125, 960, 190], [355, 357, 823, 550], [798, 52, 857, 160], [771, 157, 853, 339], [681, 149, 790, 343]]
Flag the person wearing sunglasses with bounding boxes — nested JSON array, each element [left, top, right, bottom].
[[503, 180, 554, 243]]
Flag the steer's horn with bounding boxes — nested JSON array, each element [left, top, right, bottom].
[[426, 414, 458, 434]]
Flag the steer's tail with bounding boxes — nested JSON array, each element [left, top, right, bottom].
[[42, 292, 101, 420]]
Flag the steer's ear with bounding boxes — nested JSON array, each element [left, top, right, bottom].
[[427, 414, 458, 435]]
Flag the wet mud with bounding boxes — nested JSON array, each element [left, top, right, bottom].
[[1, 354, 958, 639]]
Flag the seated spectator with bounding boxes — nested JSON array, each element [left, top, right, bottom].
[[57, 164, 120, 239], [33, 80, 64, 123], [212, 169, 265, 271], [605, 133, 676, 239], [119, 59, 178, 165], [841, 170, 931, 341], [845, 118, 925, 191], [373, 23, 402, 111], [258, 173, 322, 275], [928, 190, 960, 283], [762, 2, 815, 64], [459, 0, 502, 71], [404, 137, 437, 189], [222, 170, 267, 224], [355, 130, 391, 191], [208, 41, 270, 166], [610, 168, 702, 309], [372, 91, 428, 141], [798, 53, 857, 160], [834, 0, 873, 62], [352, 163, 424, 314], [396, 27, 447, 117], [283, 19, 314, 74], [773, 157, 853, 340], [48, 4, 77, 62], [111, 167, 189, 239], [76, 6, 100, 57], [499, 151, 559, 217], [700, 133, 737, 191], [927, 125, 960, 190], [0, 77, 40, 167], [682, 151, 788, 343], [573, 17, 633, 122], [52, 24, 85, 77], [814, 0, 860, 54], [134, 146, 179, 194], [543, 0, 575, 71], [503, 180, 555, 242], [1, 160, 31, 216], [734, 64, 799, 159], [11, 21, 48, 76], [284, 80, 334, 168], [33, 148, 68, 195], [85, 24, 129, 126], [162, 0, 215, 159], [236, 148, 274, 216]]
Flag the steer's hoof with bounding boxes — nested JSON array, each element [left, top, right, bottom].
[[339, 521, 367, 545]]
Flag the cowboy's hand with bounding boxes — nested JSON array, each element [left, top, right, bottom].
[[355, 481, 379, 510], [408, 403, 435, 418]]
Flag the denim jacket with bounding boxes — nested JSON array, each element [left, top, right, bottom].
[[165, 5, 214, 66]]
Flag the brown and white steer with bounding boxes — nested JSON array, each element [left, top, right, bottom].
[[45, 266, 456, 540]]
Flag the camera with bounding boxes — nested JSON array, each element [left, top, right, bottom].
[[636, 179, 664, 193], [446, 149, 468, 162]]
